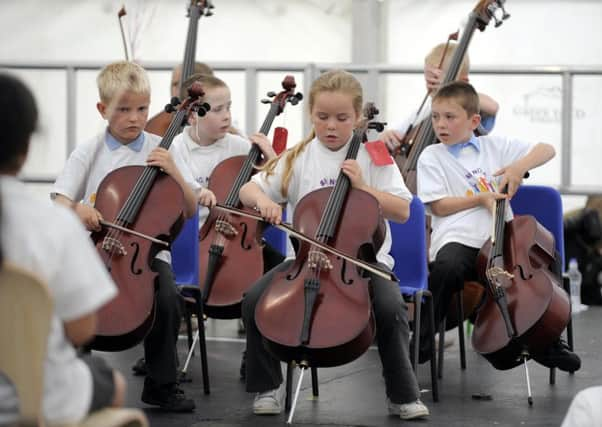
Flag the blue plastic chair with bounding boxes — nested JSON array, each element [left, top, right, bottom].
[[390, 197, 438, 401], [262, 209, 288, 256], [170, 211, 210, 394], [510, 185, 565, 266], [172, 213, 200, 288], [510, 184, 574, 384]]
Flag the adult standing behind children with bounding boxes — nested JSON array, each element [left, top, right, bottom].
[[414, 80, 580, 373], [171, 62, 214, 100], [51, 61, 198, 412], [380, 42, 499, 154], [0, 74, 126, 425], [238, 69, 429, 420]]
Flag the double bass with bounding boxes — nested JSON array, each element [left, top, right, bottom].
[[254, 103, 386, 367], [471, 195, 570, 371], [396, 0, 510, 193], [90, 83, 210, 351], [145, 0, 214, 137], [200, 76, 302, 319]]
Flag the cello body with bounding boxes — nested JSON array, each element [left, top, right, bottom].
[[255, 187, 384, 367], [145, 111, 174, 138], [91, 166, 184, 351], [198, 76, 302, 319], [199, 155, 264, 319], [472, 215, 570, 370]]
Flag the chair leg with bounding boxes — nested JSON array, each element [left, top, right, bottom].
[[437, 319, 445, 379], [311, 367, 319, 397], [184, 303, 194, 352], [412, 292, 422, 374], [194, 291, 210, 395], [424, 290, 439, 402], [456, 291, 466, 370], [562, 276, 575, 351]]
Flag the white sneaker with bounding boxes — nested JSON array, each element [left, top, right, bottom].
[[387, 398, 429, 420], [253, 383, 285, 415]]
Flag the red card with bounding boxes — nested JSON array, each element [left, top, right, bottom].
[[364, 140, 394, 166], [272, 127, 288, 155]]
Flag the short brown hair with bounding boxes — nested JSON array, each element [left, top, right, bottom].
[[432, 81, 480, 116]]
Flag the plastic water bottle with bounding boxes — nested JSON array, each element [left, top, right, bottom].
[[567, 258, 586, 314]]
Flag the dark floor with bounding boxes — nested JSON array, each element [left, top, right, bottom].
[[98, 306, 602, 427]]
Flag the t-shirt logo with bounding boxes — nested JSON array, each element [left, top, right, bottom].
[[464, 168, 499, 197], [319, 177, 337, 187], [195, 176, 210, 186]]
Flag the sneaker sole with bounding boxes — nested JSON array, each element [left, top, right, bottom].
[[253, 407, 282, 415], [400, 408, 430, 420]]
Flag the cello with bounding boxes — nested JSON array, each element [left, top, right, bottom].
[[145, 0, 214, 137], [254, 103, 386, 368], [200, 76, 302, 319], [396, 0, 510, 193], [471, 195, 570, 372], [90, 83, 210, 351]]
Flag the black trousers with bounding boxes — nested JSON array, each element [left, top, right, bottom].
[[427, 242, 481, 336], [241, 260, 419, 405], [144, 257, 182, 385]]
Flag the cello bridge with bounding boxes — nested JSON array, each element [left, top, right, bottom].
[[486, 266, 514, 285], [308, 250, 333, 271], [102, 236, 127, 256], [215, 219, 238, 237]]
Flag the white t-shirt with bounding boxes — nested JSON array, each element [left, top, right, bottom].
[[417, 134, 535, 261], [51, 129, 197, 262], [171, 128, 251, 229], [251, 137, 412, 270], [0, 177, 117, 425]]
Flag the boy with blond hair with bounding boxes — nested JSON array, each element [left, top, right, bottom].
[[52, 60, 198, 412]]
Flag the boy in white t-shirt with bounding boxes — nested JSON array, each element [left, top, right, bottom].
[[0, 74, 125, 425], [415, 80, 580, 373], [51, 61, 198, 412]]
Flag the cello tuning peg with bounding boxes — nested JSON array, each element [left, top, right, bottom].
[[196, 102, 211, 117], [164, 103, 176, 113], [266, 91, 277, 98], [295, 92, 303, 101], [204, 10, 213, 17], [261, 99, 272, 104], [170, 97, 181, 106]]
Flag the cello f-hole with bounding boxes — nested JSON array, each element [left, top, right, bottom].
[[239, 221, 252, 250], [129, 242, 143, 275], [340, 258, 353, 285], [286, 260, 305, 281]]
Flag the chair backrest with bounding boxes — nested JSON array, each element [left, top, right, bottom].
[[0, 263, 149, 427], [510, 185, 565, 267], [0, 263, 53, 425], [390, 197, 429, 294], [171, 212, 200, 287], [262, 209, 288, 256]]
